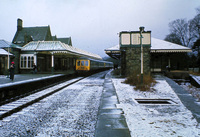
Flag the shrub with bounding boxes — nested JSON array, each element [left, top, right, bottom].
[[124, 72, 156, 91]]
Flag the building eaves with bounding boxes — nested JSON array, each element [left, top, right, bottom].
[[0, 40, 21, 49], [0, 48, 13, 56]]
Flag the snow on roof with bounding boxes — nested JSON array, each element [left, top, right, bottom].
[[104, 38, 192, 53], [22, 41, 102, 60], [151, 38, 192, 53], [0, 48, 13, 56], [105, 44, 119, 51]]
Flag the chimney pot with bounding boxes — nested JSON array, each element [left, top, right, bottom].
[[139, 26, 145, 32], [17, 18, 23, 31]]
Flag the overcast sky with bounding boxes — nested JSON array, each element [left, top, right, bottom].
[[0, 0, 199, 57]]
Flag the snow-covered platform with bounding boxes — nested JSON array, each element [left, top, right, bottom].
[[0, 74, 64, 89], [0, 70, 200, 136], [95, 71, 131, 137], [112, 72, 200, 136]]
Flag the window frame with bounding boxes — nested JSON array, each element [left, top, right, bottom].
[[20, 54, 35, 69]]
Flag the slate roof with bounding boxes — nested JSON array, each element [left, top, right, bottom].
[[52, 35, 57, 41], [57, 37, 72, 46], [12, 26, 52, 46], [0, 39, 21, 49]]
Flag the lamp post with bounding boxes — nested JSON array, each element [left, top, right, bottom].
[[7, 47, 10, 78], [140, 26, 144, 84]]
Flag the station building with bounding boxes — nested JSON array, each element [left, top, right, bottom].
[[0, 18, 102, 74], [105, 29, 192, 75], [20, 41, 101, 74]]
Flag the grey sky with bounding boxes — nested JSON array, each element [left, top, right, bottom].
[[0, 0, 199, 57]]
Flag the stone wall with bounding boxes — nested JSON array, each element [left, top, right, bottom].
[[121, 46, 151, 76]]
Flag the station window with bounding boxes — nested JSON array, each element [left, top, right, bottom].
[[28, 57, 31, 67], [20, 54, 35, 69]]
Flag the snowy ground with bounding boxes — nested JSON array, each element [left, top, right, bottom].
[[179, 81, 200, 102], [178, 75, 200, 101], [0, 71, 106, 137], [1, 71, 200, 136], [112, 75, 200, 136]]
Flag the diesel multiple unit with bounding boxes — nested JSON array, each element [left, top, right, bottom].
[[76, 58, 113, 73]]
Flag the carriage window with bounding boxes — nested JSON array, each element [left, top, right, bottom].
[[77, 61, 81, 66], [85, 61, 89, 66], [81, 61, 84, 66]]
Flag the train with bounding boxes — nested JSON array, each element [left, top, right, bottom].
[[76, 58, 113, 73]]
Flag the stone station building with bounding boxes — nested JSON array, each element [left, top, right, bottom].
[[105, 28, 192, 76]]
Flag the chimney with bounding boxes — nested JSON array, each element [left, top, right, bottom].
[[17, 18, 23, 31]]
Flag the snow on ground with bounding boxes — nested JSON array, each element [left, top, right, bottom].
[[112, 78, 200, 137], [179, 81, 200, 101], [0, 72, 106, 137]]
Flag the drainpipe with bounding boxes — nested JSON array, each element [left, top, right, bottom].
[[51, 52, 54, 74], [7, 47, 10, 78]]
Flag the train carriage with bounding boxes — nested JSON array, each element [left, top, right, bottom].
[[76, 58, 113, 73]]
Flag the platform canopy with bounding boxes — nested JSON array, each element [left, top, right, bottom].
[[104, 44, 120, 59], [105, 38, 192, 59], [0, 48, 13, 56], [22, 41, 102, 60]]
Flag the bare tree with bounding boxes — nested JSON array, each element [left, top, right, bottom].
[[165, 7, 200, 72], [189, 14, 200, 40], [168, 19, 193, 47], [190, 8, 200, 54], [164, 33, 182, 45]]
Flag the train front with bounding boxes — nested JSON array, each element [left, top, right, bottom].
[[76, 59, 90, 73]]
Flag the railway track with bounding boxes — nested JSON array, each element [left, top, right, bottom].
[[0, 71, 108, 136], [0, 76, 84, 120]]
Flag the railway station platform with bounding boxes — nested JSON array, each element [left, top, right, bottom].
[[0, 70, 75, 85], [0, 70, 200, 136], [0, 74, 53, 85]]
